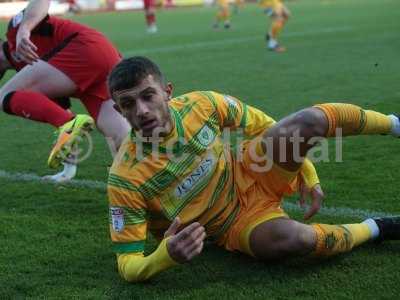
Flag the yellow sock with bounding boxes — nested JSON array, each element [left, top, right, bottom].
[[312, 223, 372, 257], [270, 19, 284, 39], [315, 103, 392, 137], [342, 223, 372, 247]]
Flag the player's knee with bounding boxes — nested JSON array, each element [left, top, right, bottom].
[[292, 108, 328, 138], [273, 226, 313, 256], [250, 220, 314, 260]]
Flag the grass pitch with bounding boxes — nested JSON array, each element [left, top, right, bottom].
[[1, 0, 400, 298]]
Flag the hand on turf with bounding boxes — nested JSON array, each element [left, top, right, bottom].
[[299, 183, 324, 220], [164, 217, 206, 264], [16, 26, 39, 65]]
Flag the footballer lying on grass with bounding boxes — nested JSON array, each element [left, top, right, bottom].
[[107, 56, 400, 282]]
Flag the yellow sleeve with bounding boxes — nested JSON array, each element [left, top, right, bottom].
[[117, 238, 178, 282], [108, 180, 148, 254], [204, 91, 276, 137], [300, 158, 320, 189], [108, 175, 179, 282]]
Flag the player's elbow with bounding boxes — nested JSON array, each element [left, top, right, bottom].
[[291, 108, 328, 138]]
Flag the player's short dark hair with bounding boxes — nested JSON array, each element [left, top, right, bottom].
[[108, 56, 165, 98]]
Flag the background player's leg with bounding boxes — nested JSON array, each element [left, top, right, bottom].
[[95, 99, 131, 156], [46, 97, 130, 183], [267, 4, 289, 52], [144, 0, 157, 33], [0, 60, 77, 127], [81, 96, 130, 156]]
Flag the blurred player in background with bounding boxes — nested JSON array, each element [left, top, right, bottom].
[[66, 0, 81, 15], [232, 0, 244, 15], [213, 0, 231, 29], [0, 0, 130, 182], [260, 0, 290, 52], [143, 0, 158, 33]]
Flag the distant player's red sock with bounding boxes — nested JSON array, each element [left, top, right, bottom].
[[146, 13, 155, 26], [3, 91, 74, 127]]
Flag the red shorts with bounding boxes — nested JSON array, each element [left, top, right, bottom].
[[43, 29, 121, 120]]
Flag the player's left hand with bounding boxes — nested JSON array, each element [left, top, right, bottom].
[[16, 26, 39, 65], [299, 183, 324, 220], [164, 217, 206, 264]]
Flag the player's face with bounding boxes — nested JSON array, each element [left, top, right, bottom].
[[114, 74, 173, 137]]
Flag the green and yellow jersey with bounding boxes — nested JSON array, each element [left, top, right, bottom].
[[107, 91, 319, 282], [259, 0, 283, 10], [108, 91, 274, 251]]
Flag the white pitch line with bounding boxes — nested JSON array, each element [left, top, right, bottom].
[[122, 26, 352, 56], [0, 170, 106, 191], [283, 202, 391, 219], [0, 169, 393, 219]]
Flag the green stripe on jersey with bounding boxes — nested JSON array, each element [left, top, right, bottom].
[[137, 153, 197, 200], [179, 101, 197, 119], [240, 103, 248, 128], [227, 101, 239, 123], [208, 165, 230, 209], [212, 203, 240, 240], [108, 174, 138, 192], [112, 241, 145, 253], [199, 91, 218, 110]]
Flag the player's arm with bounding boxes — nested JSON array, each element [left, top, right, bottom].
[[21, 0, 50, 32], [206, 91, 319, 181], [117, 238, 177, 282], [16, 0, 50, 64], [118, 218, 206, 282], [109, 182, 205, 282], [108, 183, 168, 282]]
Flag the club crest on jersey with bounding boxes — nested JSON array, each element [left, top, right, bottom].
[[110, 207, 124, 232], [175, 154, 216, 198], [197, 125, 215, 147]]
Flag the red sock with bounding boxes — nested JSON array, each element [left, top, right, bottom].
[[3, 91, 74, 128], [146, 13, 155, 26]]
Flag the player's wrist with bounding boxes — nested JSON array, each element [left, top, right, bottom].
[[19, 18, 39, 35], [162, 237, 181, 266], [300, 159, 320, 189]]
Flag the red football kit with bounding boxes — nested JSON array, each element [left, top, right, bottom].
[[3, 11, 121, 119]]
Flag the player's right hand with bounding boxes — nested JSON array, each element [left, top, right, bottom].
[[164, 217, 206, 264], [299, 183, 324, 220], [16, 26, 39, 65]]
